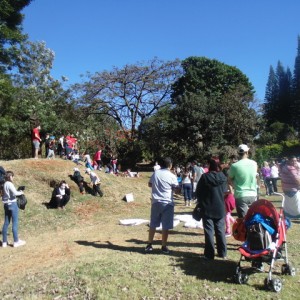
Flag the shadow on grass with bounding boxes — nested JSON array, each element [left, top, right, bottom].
[[176, 255, 237, 282], [74, 239, 238, 283]]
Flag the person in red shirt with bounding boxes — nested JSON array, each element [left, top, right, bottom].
[[32, 125, 41, 159], [94, 147, 102, 170]]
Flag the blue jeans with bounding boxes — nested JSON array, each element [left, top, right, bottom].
[[183, 183, 192, 201], [2, 202, 19, 243]]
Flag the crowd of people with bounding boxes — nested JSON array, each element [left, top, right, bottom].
[[2, 128, 300, 257], [31, 124, 124, 174], [145, 145, 300, 260]]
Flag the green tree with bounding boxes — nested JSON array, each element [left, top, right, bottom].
[[168, 57, 257, 160], [172, 56, 254, 99], [139, 105, 177, 162], [0, 73, 29, 158], [0, 41, 75, 158], [292, 35, 300, 130], [276, 62, 293, 125], [257, 121, 297, 145], [264, 65, 278, 125], [0, 0, 32, 73]]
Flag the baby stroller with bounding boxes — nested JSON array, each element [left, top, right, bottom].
[[233, 193, 296, 292]]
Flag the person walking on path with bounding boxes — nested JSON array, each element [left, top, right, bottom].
[[228, 144, 257, 218], [145, 157, 179, 254], [2, 171, 26, 247]]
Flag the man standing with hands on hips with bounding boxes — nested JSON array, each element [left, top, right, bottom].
[[145, 157, 179, 254]]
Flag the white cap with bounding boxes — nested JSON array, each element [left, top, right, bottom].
[[238, 144, 250, 153]]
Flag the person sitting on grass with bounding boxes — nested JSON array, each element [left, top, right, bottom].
[[48, 181, 70, 209]]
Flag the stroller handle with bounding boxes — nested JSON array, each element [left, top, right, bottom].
[[272, 192, 285, 209]]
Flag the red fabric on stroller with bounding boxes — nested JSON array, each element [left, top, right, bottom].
[[239, 199, 285, 258]]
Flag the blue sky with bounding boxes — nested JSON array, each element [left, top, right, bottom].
[[23, 0, 300, 101]]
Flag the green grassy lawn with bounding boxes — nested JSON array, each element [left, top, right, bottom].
[[0, 159, 299, 299]]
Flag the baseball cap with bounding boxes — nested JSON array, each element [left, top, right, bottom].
[[85, 168, 91, 173], [238, 144, 250, 153]]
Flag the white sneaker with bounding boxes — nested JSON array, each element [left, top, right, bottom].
[[13, 240, 26, 248], [2, 242, 7, 248]]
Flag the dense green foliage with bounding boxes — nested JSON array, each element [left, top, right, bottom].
[[140, 57, 259, 162], [255, 140, 300, 166], [263, 36, 300, 138], [0, 0, 32, 72]]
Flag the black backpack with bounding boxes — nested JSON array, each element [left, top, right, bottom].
[[246, 223, 272, 250]]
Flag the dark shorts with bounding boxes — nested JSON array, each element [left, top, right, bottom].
[[150, 202, 174, 230]]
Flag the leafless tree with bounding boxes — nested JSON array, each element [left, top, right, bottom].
[[73, 57, 182, 140]]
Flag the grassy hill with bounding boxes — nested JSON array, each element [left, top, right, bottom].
[[0, 158, 299, 299]]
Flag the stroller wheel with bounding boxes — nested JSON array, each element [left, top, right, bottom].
[[270, 278, 283, 293], [282, 264, 296, 276], [234, 271, 249, 284]]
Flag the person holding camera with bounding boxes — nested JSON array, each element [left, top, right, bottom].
[[1, 171, 26, 248]]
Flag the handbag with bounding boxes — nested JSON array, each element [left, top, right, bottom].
[[232, 218, 247, 242], [192, 203, 202, 221], [16, 194, 27, 210]]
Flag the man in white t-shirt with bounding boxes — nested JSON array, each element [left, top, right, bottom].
[[145, 157, 179, 254]]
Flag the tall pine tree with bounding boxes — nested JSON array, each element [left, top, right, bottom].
[[264, 65, 278, 124], [264, 62, 293, 126], [277, 62, 293, 124], [292, 35, 300, 131]]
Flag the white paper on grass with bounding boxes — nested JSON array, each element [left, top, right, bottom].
[[155, 219, 180, 231], [174, 214, 203, 229], [174, 214, 194, 222], [119, 219, 149, 226], [183, 219, 203, 229]]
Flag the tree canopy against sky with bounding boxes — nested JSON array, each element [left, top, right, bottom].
[[171, 57, 257, 148], [140, 57, 259, 162], [292, 35, 300, 130], [264, 36, 300, 132], [0, 0, 32, 73], [74, 58, 182, 140], [172, 56, 255, 99]]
